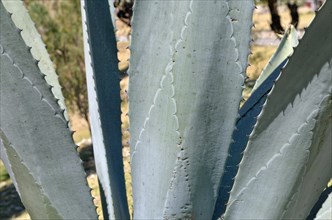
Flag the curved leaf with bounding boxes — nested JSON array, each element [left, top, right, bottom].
[[214, 20, 297, 218], [225, 1, 332, 219], [0, 2, 96, 219], [252, 25, 298, 92], [213, 59, 288, 219], [81, 0, 129, 219], [129, 1, 252, 218]]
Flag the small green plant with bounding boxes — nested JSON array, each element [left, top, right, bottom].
[[0, 0, 330, 219]]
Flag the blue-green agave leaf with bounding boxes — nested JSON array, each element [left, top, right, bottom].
[[252, 25, 298, 92], [227, 0, 255, 73], [129, 0, 252, 218], [225, 1, 332, 219], [307, 186, 332, 220], [108, 0, 117, 30], [2, 0, 68, 121], [0, 2, 96, 219], [213, 26, 298, 216], [213, 59, 288, 219], [0, 139, 19, 194], [81, 0, 129, 219], [313, 187, 331, 220]]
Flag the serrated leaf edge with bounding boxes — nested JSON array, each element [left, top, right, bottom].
[[2, 0, 69, 121]]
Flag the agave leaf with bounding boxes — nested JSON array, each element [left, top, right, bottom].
[[225, 1, 332, 219], [213, 26, 298, 216], [81, 0, 129, 219], [252, 26, 299, 92], [0, 2, 96, 219], [213, 59, 288, 219], [108, 0, 117, 30], [0, 139, 19, 194], [307, 186, 332, 220], [314, 188, 332, 220], [129, 1, 252, 218], [227, 0, 255, 73], [1, 0, 68, 121]]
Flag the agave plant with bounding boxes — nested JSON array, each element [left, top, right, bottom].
[[0, 0, 331, 219]]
